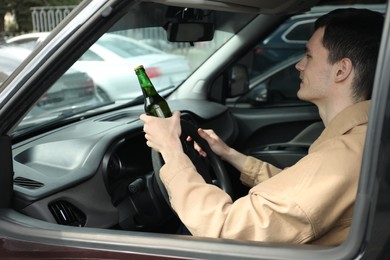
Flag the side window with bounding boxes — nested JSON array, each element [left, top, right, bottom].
[[283, 19, 315, 43], [238, 55, 307, 106], [229, 18, 316, 107]]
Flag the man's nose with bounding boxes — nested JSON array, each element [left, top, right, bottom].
[[295, 58, 305, 71]]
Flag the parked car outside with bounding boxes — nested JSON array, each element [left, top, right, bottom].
[[5, 32, 48, 50], [0, 0, 389, 259], [7, 32, 192, 101], [0, 46, 30, 79], [0, 45, 99, 111]]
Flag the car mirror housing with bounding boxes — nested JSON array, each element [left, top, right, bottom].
[[165, 22, 215, 42]]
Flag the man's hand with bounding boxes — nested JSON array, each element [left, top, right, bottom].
[[189, 128, 230, 160], [140, 111, 184, 162], [190, 128, 248, 172]]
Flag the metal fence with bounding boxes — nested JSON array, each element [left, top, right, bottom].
[[31, 6, 76, 32]]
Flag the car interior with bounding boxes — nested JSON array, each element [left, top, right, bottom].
[[0, 0, 388, 259], [5, 0, 316, 228]]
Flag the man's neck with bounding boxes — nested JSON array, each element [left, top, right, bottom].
[[317, 97, 356, 127]]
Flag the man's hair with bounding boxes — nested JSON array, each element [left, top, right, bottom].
[[315, 8, 384, 101]]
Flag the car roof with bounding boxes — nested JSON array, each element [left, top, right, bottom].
[[5, 32, 49, 44]]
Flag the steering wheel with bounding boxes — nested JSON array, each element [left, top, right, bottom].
[[152, 119, 233, 206]]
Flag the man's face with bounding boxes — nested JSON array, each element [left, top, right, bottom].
[[295, 27, 333, 104]]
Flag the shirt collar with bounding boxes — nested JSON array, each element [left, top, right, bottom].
[[310, 100, 370, 150]]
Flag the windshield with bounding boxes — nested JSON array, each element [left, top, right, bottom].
[[5, 3, 255, 137]]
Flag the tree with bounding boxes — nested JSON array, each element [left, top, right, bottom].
[[0, 0, 13, 41], [1, 0, 82, 39]]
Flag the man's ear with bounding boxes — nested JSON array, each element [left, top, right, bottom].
[[335, 58, 353, 83]]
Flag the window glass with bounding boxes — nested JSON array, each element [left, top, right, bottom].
[[263, 61, 302, 102], [79, 50, 104, 61], [96, 33, 162, 57], [13, 4, 255, 136], [233, 54, 306, 107], [284, 21, 315, 42]]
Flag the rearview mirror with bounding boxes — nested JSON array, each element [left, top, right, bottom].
[[166, 22, 215, 42]]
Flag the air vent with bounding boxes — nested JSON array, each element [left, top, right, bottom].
[[48, 200, 86, 227], [14, 177, 44, 189]]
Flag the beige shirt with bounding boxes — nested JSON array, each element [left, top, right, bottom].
[[160, 101, 370, 246]]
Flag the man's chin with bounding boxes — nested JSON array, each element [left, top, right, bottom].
[[297, 90, 306, 101], [297, 93, 315, 104]]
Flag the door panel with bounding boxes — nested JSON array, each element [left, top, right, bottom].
[[229, 104, 322, 168]]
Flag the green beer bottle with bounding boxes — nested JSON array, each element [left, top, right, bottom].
[[134, 65, 172, 118]]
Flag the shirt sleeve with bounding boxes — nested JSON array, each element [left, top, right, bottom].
[[240, 156, 282, 187], [160, 152, 313, 243], [159, 104, 367, 245], [160, 137, 362, 244]]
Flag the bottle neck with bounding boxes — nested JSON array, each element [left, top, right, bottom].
[[135, 69, 158, 96]]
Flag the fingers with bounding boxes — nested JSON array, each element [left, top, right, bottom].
[[139, 113, 150, 123], [196, 128, 212, 157], [172, 111, 181, 121], [185, 135, 207, 157], [198, 128, 214, 142], [194, 141, 207, 157], [139, 111, 182, 153]]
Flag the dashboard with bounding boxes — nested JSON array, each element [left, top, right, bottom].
[[11, 99, 237, 232]]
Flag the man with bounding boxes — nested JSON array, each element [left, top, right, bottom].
[[140, 8, 384, 245]]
